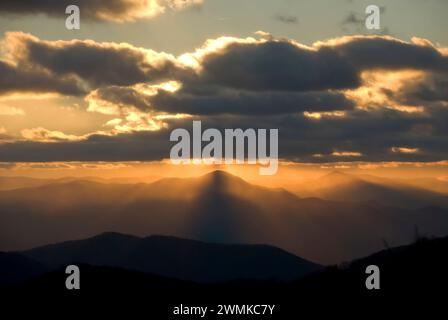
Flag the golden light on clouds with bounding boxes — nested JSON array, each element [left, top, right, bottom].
[[387, 105, 425, 113], [0, 103, 25, 116], [345, 70, 427, 112], [331, 151, 363, 157], [21, 127, 86, 142], [86, 91, 122, 115], [303, 111, 347, 119], [178, 35, 261, 71], [391, 147, 420, 154], [86, 0, 204, 22]]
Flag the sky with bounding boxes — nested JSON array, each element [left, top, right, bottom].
[[0, 0, 448, 175]]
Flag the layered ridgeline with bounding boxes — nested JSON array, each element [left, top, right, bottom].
[[1, 171, 448, 264], [288, 171, 448, 209], [3, 234, 448, 297], [5, 232, 319, 283]]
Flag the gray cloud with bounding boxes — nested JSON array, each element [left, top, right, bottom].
[[1, 33, 448, 163], [1, 107, 447, 163], [0, 59, 84, 95], [390, 74, 448, 105], [7, 33, 448, 97], [274, 14, 298, 24], [150, 88, 354, 115], [0, 0, 203, 22], [329, 36, 448, 72], [16, 33, 184, 88], [92, 84, 354, 115], [196, 40, 361, 91]]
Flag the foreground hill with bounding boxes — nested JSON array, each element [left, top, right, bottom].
[[3, 235, 447, 317], [1, 170, 448, 264], [18, 232, 321, 283], [0, 252, 48, 285]]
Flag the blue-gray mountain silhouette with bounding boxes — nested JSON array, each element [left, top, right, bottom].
[[19, 232, 321, 283], [0, 251, 48, 285]]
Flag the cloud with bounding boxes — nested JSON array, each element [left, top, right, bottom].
[[1, 105, 446, 163], [0, 104, 25, 116], [0, 58, 84, 96], [391, 147, 420, 154], [4, 33, 447, 99], [274, 14, 298, 24], [0, 0, 203, 22], [77, 34, 448, 118], [320, 36, 448, 73], [1, 33, 448, 163], [88, 84, 355, 115], [331, 151, 363, 157], [192, 37, 361, 91], [390, 73, 448, 105], [0, 126, 17, 143], [21, 127, 86, 142], [3, 32, 186, 91], [341, 12, 364, 27]]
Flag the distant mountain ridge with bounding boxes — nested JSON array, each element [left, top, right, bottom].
[[6, 232, 321, 283], [0, 251, 48, 285], [289, 171, 448, 209], [4, 235, 448, 305]]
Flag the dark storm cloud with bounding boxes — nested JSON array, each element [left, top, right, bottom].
[[5, 33, 448, 97], [0, 129, 172, 162], [1, 33, 448, 163], [18, 34, 184, 88], [197, 40, 361, 91], [150, 88, 354, 115], [329, 36, 448, 72], [390, 74, 448, 105], [186, 36, 448, 92], [0, 59, 84, 95], [1, 107, 447, 163], [93, 84, 354, 115]]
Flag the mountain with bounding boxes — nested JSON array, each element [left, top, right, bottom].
[[296, 235, 448, 294], [0, 176, 54, 191], [20, 232, 321, 283], [0, 175, 161, 191], [6, 235, 448, 317], [0, 251, 48, 285], [1, 170, 448, 264], [288, 171, 448, 209], [397, 177, 448, 195]]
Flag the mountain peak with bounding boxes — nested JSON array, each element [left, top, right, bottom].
[[89, 232, 141, 243], [200, 170, 250, 190], [204, 170, 235, 178]]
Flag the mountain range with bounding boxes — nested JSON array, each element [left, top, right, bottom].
[[1, 232, 321, 284], [287, 171, 448, 209], [3, 233, 447, 309], [1, 170, 448, 264]]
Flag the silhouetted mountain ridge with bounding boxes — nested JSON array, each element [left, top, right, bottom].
[[20, 232, 321, 283], [0, 251, 48, 285]]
